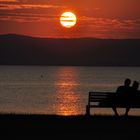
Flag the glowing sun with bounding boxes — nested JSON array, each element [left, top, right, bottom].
[[60, 12, 77, 28]]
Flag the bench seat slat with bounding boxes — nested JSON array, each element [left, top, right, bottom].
[[89, 99, 105, 102], [89, 96, 108, 99]]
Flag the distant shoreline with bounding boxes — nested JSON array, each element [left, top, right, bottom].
[[0, 34, 140, 66]]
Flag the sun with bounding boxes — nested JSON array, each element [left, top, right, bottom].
[[60, 12, 77, 28]]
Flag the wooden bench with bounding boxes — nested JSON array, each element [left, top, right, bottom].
[[86, 91, 140, 115]]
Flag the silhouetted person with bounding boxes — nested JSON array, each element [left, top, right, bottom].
[[132, 81, 139, 93], [112, 78, 132, 116], [131, 81, 140, 104]]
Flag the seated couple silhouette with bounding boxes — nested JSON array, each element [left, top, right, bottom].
[[113, 78, 140, 116]]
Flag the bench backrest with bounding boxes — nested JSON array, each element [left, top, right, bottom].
[[88, 91, 140, 107], [88, 91, 115, 105]]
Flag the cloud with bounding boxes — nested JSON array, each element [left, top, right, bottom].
[[0, 12, 59, 22], [79, 16, 140, 29], [0, 16, 41, 22], [0, 3, 63, 10], [0, 1, 64, 22], [0, 0, 18, 2], [77, 16, 140, 38], [0, 1, 63, 22]]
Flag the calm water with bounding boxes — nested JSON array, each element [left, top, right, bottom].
[[0, 66, 140, 116]]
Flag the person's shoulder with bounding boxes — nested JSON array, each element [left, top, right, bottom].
[[116, 85, 123, 92], [117, 85, 124, 90]]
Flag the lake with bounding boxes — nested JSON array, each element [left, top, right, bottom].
[[0, 66, 140, 116]]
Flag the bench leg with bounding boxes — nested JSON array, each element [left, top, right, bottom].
[[86, 105, 90, 116], [112, 107, 119, 116]]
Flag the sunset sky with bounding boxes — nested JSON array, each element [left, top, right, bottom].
[[0, 0, 140, 38]]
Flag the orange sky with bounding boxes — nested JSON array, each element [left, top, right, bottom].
[[0, 0, 140, 38]]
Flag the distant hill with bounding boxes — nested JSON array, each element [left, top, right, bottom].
[[0, 34, 140, 66]]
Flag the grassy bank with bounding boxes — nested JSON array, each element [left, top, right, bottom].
[[0, 114, 140, 139]]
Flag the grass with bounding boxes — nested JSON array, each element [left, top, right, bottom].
[[0, 113, 140, 139]]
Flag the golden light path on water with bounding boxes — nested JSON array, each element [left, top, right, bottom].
[[54, 67, 81, 116]]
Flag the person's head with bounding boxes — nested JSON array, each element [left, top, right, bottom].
[[132, 81, 139, 90], [124, 78, 131, 87]]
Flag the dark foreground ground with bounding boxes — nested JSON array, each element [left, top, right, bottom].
[[0, 114, 140, 140]]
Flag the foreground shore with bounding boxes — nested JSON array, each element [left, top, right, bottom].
[[0, 114, 140, 140]]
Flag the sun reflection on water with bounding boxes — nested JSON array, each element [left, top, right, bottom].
[[54, 67, 81, 116]]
